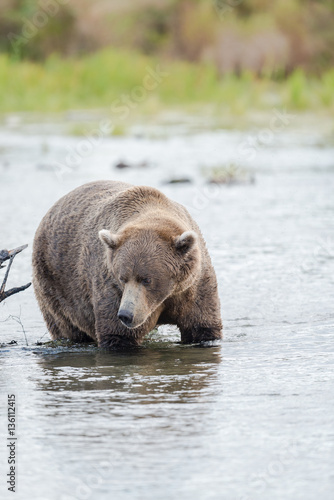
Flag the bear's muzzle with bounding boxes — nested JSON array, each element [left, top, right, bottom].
[[118, 283, 149, 329]]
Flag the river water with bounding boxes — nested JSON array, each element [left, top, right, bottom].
[[0, 116, 333, 500]]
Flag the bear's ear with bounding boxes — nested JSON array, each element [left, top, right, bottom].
[[99, 229, 120, 250], [174, 231, 198, 254]]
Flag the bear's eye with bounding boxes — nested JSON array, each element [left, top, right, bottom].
[[141, 277, 151, 286], [119, 276, 127, 284]]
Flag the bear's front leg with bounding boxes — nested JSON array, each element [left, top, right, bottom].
[[180, 324, 222, 344], [95, 315, 145, 350], [95, 303, 146, 349], [94, 304, 159, 350], [92, 290, 139, 349], [177, 277, 222, 344]]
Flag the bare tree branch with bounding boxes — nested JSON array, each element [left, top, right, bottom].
[[0, 244, 28, 266], [0, 244, 31, 303]]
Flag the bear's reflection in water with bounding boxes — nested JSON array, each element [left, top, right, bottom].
[[30, 344, 223, 490], [34, 344, 222, 403]]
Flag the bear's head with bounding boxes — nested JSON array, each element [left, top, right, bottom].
[[99, 223, 201, 329]]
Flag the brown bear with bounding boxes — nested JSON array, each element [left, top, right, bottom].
[[32, 180, 222, 349]]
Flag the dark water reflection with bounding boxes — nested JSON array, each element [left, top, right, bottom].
[[35, 345, 222, 398]]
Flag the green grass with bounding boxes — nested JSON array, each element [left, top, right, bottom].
[[0, 48, 333, 117]]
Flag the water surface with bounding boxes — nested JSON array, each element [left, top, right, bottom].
[[0, 119, 333, 499]]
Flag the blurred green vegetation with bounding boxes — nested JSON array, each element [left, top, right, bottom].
[[0, 49, 333, 114]]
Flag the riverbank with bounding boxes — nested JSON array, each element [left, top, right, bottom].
[[1, 49, 334, 118]]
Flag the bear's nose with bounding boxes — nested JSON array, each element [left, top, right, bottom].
[[118, 309, 134, 327]]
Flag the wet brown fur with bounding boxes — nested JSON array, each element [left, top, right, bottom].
[[32, 181, 222, 349]]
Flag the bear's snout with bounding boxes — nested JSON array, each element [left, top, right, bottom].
[[118, 308, 134, 327], [118, 283, 147, 329]]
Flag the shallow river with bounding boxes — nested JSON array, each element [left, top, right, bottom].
[[0, 117, 334, 500]]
